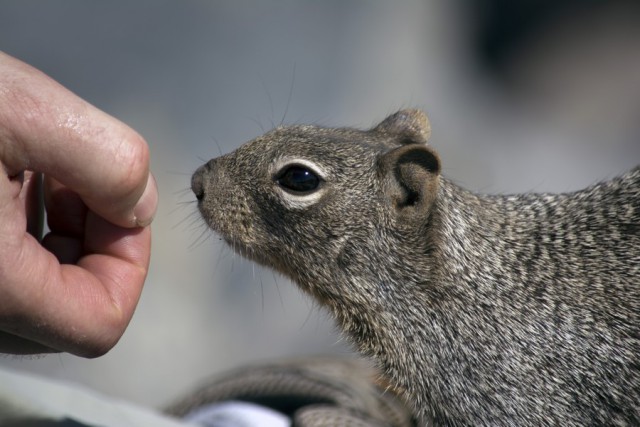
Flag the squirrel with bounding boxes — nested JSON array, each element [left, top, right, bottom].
[[191, 109, 640, 426]]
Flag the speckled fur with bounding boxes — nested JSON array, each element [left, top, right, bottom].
[[192, 110, 640, 426]]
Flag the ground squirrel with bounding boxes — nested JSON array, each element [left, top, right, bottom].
[[191, 109, 639, 426]]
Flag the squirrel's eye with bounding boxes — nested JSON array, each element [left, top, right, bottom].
[[276, 165, 321, 194]]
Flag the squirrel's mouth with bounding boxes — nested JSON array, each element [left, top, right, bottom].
[[196, 205, 274, 269]]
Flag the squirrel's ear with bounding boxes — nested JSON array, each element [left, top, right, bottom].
[[373, 109, 431, 144], [379, 144, 441, 219]]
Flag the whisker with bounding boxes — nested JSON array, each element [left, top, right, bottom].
[[188, 226, 214, 251], [298, 295, 316, 332], [280, 62, 296, 126], [244, 115, 265, 133], [260, 276, 265, 314], [170, 208, 202, 230], [272, 271, 285, 313], [173, 187, 194, 196], [211, 136, 224, 157], [259, 74, 276, 129]]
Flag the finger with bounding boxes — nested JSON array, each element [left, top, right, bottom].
[[0, 51, 158, 228], [40, 177, 87, 264], [2, 213, 151, 357], [21, 171, 44, 240], [43, 176, 87, 237], [42, 234, 84, 265]]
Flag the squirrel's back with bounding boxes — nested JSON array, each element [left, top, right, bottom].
[[423, 169, 640, 424]]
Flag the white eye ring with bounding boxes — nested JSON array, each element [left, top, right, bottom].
[[272, 158, 327, 209]]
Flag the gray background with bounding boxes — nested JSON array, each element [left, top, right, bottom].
[[1, 0, 639, 411]]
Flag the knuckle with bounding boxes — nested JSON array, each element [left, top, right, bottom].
[[112, 130, 150, 198]]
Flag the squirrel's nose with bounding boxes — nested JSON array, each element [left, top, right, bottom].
[[191, 164, 208, 201]]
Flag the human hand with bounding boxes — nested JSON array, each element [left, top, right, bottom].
[[0, 52, 158, 357]]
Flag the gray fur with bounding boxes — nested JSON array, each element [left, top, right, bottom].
[[192, 109, 640, 426]]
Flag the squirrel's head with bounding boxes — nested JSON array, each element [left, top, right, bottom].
[[192, 109, 441, 300]]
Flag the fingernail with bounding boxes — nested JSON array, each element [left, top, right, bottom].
[[133, 173, 158, 227]]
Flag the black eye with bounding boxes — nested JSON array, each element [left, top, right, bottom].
[[276, 165, 321, 194]]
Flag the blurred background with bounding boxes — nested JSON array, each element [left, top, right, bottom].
[[1, 0, 639, 411]]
